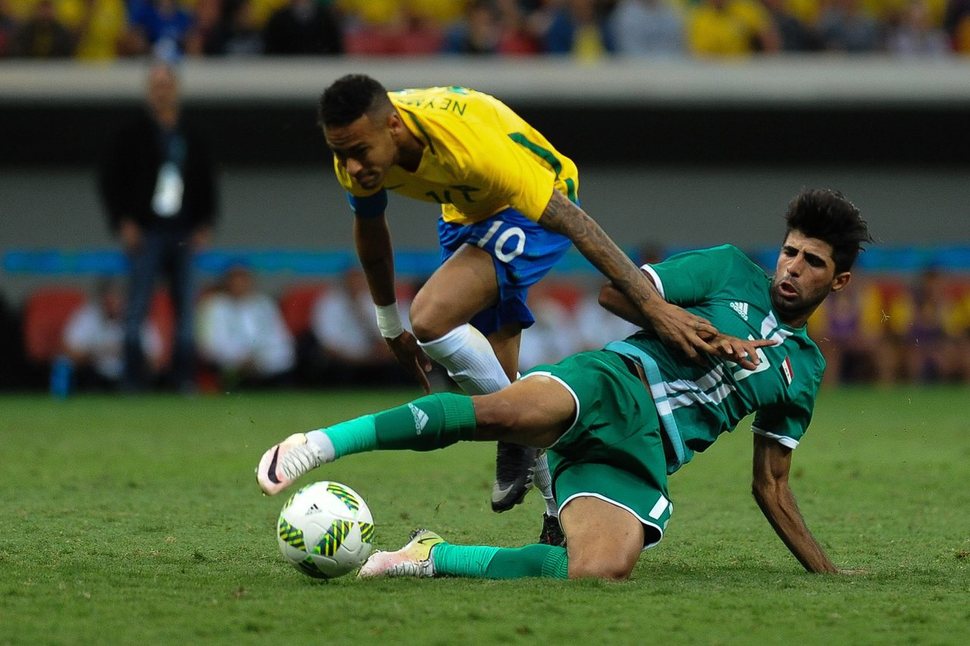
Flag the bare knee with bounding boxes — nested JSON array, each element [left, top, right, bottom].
[[409, 296, 440, 342], [410, 293, 466, 342], [472, 394, 520, 439], [567, 552, 635, 581]]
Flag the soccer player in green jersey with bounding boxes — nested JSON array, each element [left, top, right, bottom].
[[316, 74, 751, 538], [258, 187, 871, 579]]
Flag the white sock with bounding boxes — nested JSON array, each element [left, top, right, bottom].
[[532, 452, 558, 517], [418, 324, 512, 395], [419, 324, 557, 511]]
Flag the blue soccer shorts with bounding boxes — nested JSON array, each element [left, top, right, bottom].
[[437, 207, 572, 336]]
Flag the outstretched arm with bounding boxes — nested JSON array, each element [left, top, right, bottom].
[[600, 273, 771, 370], [751, 434, 839, 573], [538, 190, 717, 362], [354, 214, 432, 392]]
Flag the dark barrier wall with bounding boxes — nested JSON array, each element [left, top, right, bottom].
[[3, 58, 970, 168], [3, 101, 970, 168]]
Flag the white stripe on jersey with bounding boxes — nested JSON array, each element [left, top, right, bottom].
[[752, 425, 800, 449], [663, 363, 735, 410]]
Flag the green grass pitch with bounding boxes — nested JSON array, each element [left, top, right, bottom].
[[1, 387, 968, 645]]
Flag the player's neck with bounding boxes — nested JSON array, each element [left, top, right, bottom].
[[396, 134, 424, 172]]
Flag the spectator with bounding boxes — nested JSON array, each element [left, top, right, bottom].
[[196, 262, 296, 389], [122, 0, 195, 57], [574, 287, 641, 351], [262, 0, 343, 55], [534, 0, 616, 59], [608, 0, 685, 57], [888, 0, 950, 56], [304, 267, 406, 386], [686, 0, 781, 57], [11, 0, 75, 58], [202, 0, 264, 55], [0, 0, 18, 57], [898, 266, 966, 382], [807, 274, 896, 385], [944, 0, 970, 52], [495, 0, 543, 53], [762, 0, 823, 51], [99, 61, 218, 392], [817, 0, 882, 52], [443, 0, 543, 55], [518, 282, 582, 371], [443, 0, 504, 54], [63, 277, 164, 391]]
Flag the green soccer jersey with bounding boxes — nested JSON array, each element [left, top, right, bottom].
[[605, 244, 825, 473]]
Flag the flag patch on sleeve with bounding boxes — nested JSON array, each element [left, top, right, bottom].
[[781, 356, 794, 386]]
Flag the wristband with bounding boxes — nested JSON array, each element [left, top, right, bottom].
[[375, 303, 405, 339]]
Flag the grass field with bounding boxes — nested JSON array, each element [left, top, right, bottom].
[[2, 387, 968, 645]]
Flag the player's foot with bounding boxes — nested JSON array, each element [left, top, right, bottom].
[[357, 529, 444, 578], [491, 441, 537, 512], [256, 433, 324, 495], [538, 513, 566, 547]]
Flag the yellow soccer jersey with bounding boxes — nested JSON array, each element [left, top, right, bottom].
[[333, 86, 579, 225]]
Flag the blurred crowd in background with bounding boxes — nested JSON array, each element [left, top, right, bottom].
[[2, 0, 970, 61], [3, 253, 969, 395]]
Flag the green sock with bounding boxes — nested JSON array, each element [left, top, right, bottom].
[[373, 393, 477, 451], [433, 543, 568, 580], [320, 393, 477, 459]]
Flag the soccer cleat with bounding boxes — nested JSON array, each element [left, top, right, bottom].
[[490, 441, 537, 512], [256, 433, 324, 496], [357, 529, 444, 579], [538, 513, 566, 547]]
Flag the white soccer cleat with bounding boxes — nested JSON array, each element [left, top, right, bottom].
[[256, 433, 324, 496], [357, 529, 444, 579]]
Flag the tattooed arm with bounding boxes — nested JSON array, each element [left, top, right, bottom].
[[537, 190, 718, 361]]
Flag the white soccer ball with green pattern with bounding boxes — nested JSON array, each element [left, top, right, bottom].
[[276, 481, 375, 579]]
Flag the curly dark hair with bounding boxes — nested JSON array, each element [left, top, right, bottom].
[[784, 188, 873, 273], [318, 74, 391, 128]]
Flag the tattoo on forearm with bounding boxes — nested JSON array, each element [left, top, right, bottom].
[[541, 192, 653, 306]]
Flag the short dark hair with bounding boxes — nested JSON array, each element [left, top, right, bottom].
[[318, 74, 391, 128], [784, 188, 872, 273]]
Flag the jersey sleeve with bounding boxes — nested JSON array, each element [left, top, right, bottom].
[[750, 376, 819, 449], [643, 244, 752, 306]]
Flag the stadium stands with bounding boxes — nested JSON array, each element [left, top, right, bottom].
[[1, 0, 966, 61]]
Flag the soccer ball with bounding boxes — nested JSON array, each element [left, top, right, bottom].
[[276, 481, 375, 579]]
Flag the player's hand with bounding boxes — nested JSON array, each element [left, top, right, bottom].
[[709, 334, 778, 371], [647, 302, 720, 363], [385, 331, 433, 393]]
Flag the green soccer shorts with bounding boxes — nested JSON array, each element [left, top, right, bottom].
[[522, 350, 673, 548]]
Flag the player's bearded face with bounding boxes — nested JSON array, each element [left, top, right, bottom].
[[770, 231, 842, 323], [324, 114, 396, 190]]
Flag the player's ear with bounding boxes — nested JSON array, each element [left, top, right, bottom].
[[830, 271, 851, 293], [386, 110, 404, 133]]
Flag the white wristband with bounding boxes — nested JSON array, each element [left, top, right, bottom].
[[375, 303, 405, 339]]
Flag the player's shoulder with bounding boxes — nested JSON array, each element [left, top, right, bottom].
[[690, 244, 764, 273]]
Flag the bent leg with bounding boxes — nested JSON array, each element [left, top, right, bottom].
[[412, 245, 514, 393], [560, 496, 644, 580], [305, 375, 575, 461]]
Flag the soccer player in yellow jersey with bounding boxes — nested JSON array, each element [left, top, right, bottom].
[[315, 74, 729, 541]]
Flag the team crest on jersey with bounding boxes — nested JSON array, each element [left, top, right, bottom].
[[729, 301, 749, 321], [781, 356, 794, 386]]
